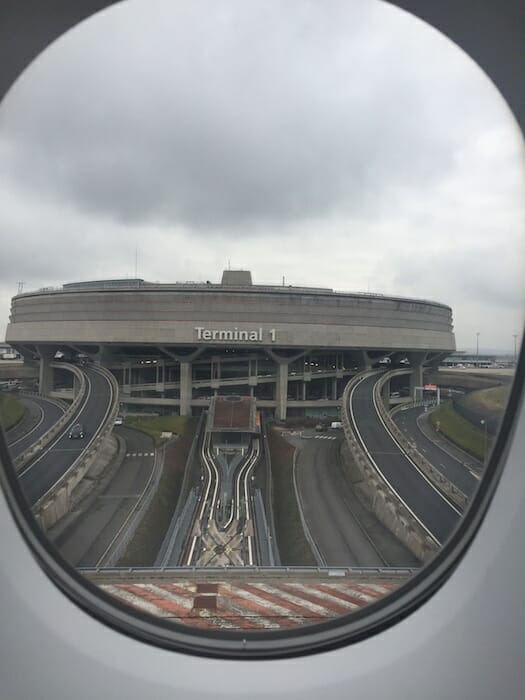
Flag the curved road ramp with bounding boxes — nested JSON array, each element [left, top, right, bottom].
[[29, 365, 120, 532], [13, 363, 86, 473], [341, 370, 462, 562]]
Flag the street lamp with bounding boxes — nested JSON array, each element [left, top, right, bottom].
[[513, 334, 518, 366], [476, 332, 480, 365], [480, 418, 488, 464]]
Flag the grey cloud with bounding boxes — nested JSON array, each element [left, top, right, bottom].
[[0, 0, 499, 230]]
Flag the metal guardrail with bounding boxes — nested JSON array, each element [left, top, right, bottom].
[[13, 363, 87, 473], [79, 565, 418, 578], [375, 371, 468, 511], [33, 365, 120, 531]]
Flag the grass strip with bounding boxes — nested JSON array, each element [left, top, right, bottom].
[[267, 427, 317, 566], [0, 393, 25, 431], [118, 416, 197, 566], [430, 401, 490, 461], [123, 415, 189, 446], [460, 385, 509, 414]]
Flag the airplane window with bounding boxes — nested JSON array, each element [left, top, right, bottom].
[[0, 0, 523, 658]]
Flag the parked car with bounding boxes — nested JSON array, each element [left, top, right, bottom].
[[114, 416, 123, 426]]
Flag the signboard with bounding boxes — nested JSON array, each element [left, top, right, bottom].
[[424, 384, 437, 390], [195, 327, 277, 343]]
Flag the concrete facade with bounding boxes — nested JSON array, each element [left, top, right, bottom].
[[6, 273, 455, 418]]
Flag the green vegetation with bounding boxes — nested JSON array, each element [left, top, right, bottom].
[[430, 401, 490, 461], [118, 416, 197, 566], [0, 393, 25, 431], [123, 414, 189, 446], [267, 427, 317, 566], [461, 385, 509, 415]]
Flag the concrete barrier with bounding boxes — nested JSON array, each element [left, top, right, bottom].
[[341, 371, 438, 562], [33, 366, 120, 532], [13, 363, 87, 473]]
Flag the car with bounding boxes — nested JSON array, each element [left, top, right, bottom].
[[68, 423, 85, 439], [114, 416, 123, 426]]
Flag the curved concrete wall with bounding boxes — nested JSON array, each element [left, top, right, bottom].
[[6, 284, 455, 354]]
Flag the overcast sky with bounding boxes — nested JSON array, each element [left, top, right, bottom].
[[0, 0, 523, 351]]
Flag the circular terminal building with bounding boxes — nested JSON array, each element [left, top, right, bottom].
[[6, 270, 455, 418]]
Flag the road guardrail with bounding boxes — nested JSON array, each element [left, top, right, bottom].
[[13, 363, 87, 473], [33, 365, 120, 532]]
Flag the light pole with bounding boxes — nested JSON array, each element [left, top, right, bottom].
[[476, 332, 480, 365], [513, 334, 518, 366], [480, 418, 487, 464]]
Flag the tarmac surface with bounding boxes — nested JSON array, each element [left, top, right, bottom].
[[52, 426, 156, 567], [285, 429, 419, 568]]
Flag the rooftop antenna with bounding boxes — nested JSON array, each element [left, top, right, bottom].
[[282, 275, 285, 286], [17, 282, 24, 294], [228, 259, 231, 270], [134, 247, 138, 278]]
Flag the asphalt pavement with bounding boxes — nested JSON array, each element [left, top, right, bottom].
[[53, 426, 156, 567], [6, 394, 64, 458], [18, 367, 114, 505], [393, 406, 479, 496], [350, 373, 461, 544], [289, 430, 418, 567]]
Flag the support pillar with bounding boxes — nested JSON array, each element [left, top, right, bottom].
[[276, 362, 289, 421], [180, 361, 193, 416], [336, 352, 344, 378], [156, 360, 165, 391], [361, 350, 372, 370], [408, 352, 426, 400], [38, 356, 53, 396], [95, 346, 113, 367], [332, 377, 337, 400], [35, 346, 55, 396]]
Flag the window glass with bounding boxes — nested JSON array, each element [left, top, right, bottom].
[[0, 0, 523, 651]]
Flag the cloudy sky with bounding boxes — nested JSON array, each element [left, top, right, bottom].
[[0, 0, 523, 351]]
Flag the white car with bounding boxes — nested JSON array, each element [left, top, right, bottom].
[[114, 416, 123, 426]]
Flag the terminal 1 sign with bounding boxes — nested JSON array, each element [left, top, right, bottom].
[[194, 327, 277, 343]]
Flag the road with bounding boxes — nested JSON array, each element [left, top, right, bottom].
[[53, 426, 156, 567], [290, 431, 418, 567], [6, 394, 64, 459], [18, 366, 114, 505], [393, 406, 479, 496], [350, 373, 461, 544]]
